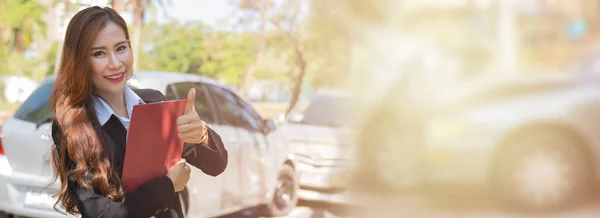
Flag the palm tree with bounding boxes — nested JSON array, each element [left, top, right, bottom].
[[110, 0, 170, 71], [0, 0, 46, 80], [237, 0, 274, 97], [111, 0, 125, 13], [0, 0, 46, 54]]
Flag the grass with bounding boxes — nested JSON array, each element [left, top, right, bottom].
[[0, 102, 20, 113]]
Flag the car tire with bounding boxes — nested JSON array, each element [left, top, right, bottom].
[[261, 164, 299, 217], [356, 107, 425, 192], [493, 129, 594, 210]]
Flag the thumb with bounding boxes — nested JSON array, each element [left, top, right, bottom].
[[185, 88, 196, 114]]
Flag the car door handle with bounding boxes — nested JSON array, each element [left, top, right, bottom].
[[41, 133, 51, 141]]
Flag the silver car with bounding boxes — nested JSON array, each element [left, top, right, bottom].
[[284, 91, 353, 205], [0, 71, 299, 217]]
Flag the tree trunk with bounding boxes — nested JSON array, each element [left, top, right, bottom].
[[132, 0, 146, 72], [54, 0, 70, 75], [286, 42, 307, 115], [241, 0, 270, 98], [111, 0, 125, 14]]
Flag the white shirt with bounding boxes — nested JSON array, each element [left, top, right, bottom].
[[92, 86, 145, 131]]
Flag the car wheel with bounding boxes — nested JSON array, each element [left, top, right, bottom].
[[357, 108, 425, 192], [261, 164, 299, 217], [494, 130, 594, 210], [374, 126, 424, 190]]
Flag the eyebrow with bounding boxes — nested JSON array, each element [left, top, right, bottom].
[[90, 40, 129, 50]]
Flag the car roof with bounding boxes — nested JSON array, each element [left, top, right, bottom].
[[130, 71, 229, 94], [43, 71, 232, 95]]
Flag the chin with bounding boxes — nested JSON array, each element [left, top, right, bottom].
[[96, 83, 127, 96]]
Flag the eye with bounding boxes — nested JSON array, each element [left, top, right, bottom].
[[92, 51, 105, 57], [117, 45, 128, 52]]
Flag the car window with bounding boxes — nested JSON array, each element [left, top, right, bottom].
[[206, 85, 260, 131], [165, 82, 215, 124], [299, 95, 347, 127], [235, 98, 264, 133], [13, 81, 54, 124]]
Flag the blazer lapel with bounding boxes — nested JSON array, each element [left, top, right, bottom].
[[100, 89, 159, 153], [102, 115, 128, 151]]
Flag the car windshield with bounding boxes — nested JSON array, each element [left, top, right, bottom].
[[295, 94, 347, 127]]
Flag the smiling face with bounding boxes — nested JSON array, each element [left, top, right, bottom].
[[88, 21, 133, 97]]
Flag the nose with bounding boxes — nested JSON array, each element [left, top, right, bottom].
[[107, 52, 123, 70]]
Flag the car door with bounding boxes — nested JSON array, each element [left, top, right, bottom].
[[164, 82, 224, 216], [233, 97, 280, 198], [206, 85, 279, 206], [202, 85, 247, 208]]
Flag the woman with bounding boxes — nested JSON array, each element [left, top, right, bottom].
[[50, 6, 228, 218]]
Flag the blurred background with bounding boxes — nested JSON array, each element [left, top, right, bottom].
[[3, 0, 600, 218]]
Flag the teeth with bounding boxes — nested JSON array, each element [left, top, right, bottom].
[[106, 73, 123, 80]]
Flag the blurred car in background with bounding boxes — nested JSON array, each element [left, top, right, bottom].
[[283, 91, 354, 205], [0, 71, 298, 218], [355, 63, 600, 210]]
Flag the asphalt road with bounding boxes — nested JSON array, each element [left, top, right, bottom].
[[217, 201, 354, 218], [353, 190, 600, 218]]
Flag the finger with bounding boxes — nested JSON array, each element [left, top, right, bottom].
[[185, 88, 196, 114], [179, 134, 203, 144], [177, 114, 197, 126], [178, 122, 203, 134], [178, 123, 193, 134], [178, 132, 201, 142]]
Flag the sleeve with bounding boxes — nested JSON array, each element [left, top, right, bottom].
[[52, 121, 178, 218], [182, 126, 228, 176]]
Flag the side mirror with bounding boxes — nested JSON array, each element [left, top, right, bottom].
[[263, 119, 277, 134], [274, 113, 285, 125]]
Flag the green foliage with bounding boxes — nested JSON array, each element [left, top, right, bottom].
[[139, 21, 257, 86], [0, 0, 47, 52], [43, 41, 59, 77], [0, 0, 48, 80]]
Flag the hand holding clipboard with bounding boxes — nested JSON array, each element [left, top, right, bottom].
[[122, 88, 208, 192]]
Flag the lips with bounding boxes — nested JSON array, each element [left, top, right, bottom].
[[104, 72, 125, 82]]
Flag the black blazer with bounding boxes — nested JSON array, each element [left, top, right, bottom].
[[51, 89, 228, 218]]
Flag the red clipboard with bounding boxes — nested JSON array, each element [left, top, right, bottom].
[[121, 99, 187, 192]]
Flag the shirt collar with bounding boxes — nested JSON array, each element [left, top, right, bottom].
[[92, 86, 145, 126]]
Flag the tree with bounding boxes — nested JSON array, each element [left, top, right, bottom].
[[131, 0, 147, 71], [139, 21, 255, 85], [0, 0, 46, 78], [0, 0, 46, 54], [109, 0, 171, 71], [111, 0, 125, 13], [269, 0, 308, 113], [236, 0, 274, 97]]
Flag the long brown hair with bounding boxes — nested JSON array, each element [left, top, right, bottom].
[[50, 6, 131, 215]]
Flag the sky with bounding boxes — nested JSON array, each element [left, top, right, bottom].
[[159, 0, 236, 27]]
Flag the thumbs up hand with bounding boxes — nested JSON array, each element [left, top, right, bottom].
[[177, 88, 208, 144]]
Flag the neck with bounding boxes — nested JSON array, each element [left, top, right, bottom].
[[96, 89, 127, 117]]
